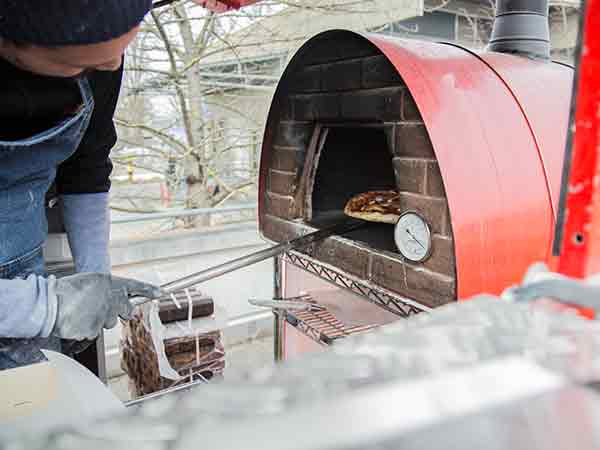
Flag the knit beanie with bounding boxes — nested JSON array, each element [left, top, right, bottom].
[[0, 0, 153, 46]]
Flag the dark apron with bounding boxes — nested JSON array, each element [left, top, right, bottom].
[[0, 77, 94, 369]]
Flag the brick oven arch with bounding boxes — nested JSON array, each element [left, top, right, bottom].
[[259, 30, 456, 308]]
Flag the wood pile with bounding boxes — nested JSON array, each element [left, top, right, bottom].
[[121, 288, 225, 398]]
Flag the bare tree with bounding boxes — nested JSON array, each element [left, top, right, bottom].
[[115, 2, 274, 225], [114, 0, 420, 226], [112, 0, 579, 228]]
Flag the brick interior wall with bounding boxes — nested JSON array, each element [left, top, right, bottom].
[[261, 35, 456, 308]]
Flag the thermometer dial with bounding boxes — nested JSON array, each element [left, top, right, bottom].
[[394, 212, 432, 262]]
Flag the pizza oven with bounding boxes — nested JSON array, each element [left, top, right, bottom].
[[258, 5, 573, 353]]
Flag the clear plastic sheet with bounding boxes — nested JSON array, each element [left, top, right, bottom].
[[11, 270, 600, 449]]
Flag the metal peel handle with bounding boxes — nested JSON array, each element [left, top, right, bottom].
[[130, 220, 366, 308]]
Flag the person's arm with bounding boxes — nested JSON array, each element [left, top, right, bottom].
[[56, 66, 122, 273], [0, 274, 161, 339], [0, 276, 54, 338], [61, 192, 111, 273]]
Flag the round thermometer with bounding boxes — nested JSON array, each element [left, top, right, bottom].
[[394, 211, 432, 262]]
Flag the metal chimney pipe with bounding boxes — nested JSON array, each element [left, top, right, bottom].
[[488, 0, 550, 60]]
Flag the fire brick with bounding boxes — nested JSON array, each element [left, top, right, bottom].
[[291, 94, 340, 121], [265, 193, 295, 219], [313, 238, 371, 279], [369, 253, 408, 294], [261, 214, 303, 242], [302, 36, 379, 65], [269, 169, 298, 196], [362, 55, 402, 89], [271, 146, 304, 172], [274, 121, 314, 148], [279, 97, 294, 121], [394, 123, 435, 158], [384, 125, 396, 156], [423, 235, 455, 277], [404, 265, 455, 307], [288, 65, 322, 93], [426, 161, 446, 198], [260, 214, 286, 242], [321, 59, 362, 91], [401, 89, 422, 121], [393, 157, 427, 194], [441, 205, 453, 237], [398, 192, 447, 234], [340, 87, 403, 121]]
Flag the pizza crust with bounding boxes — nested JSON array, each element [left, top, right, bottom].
[[344, 191, 402, 224]]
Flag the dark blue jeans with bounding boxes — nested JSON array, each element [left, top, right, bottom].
[[0, 246, 60, 370]]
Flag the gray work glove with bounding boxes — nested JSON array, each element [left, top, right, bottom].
[[49, 273, 162, 341]]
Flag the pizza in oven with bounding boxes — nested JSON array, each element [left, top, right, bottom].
[[343, 191, 402, 224]]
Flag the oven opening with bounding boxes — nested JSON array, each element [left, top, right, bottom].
[[310, 126, 399, 253]]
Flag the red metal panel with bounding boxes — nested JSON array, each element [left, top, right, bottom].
[[476, 54, 573, 230], [191, 0, 260, 12], [367, 35, 555, 299], [557, 0, 600, 278]]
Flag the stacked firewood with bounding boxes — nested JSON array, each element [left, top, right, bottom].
[[121, 289, 225, 398]]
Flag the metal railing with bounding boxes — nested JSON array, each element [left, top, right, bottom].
[[111, 204, 257, 224]]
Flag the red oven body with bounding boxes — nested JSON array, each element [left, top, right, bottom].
[[260, 31, 572, 299], [258, 31, 573, 358]]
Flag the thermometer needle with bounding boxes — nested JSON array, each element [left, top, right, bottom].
[[406, 229, 426, 250]]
